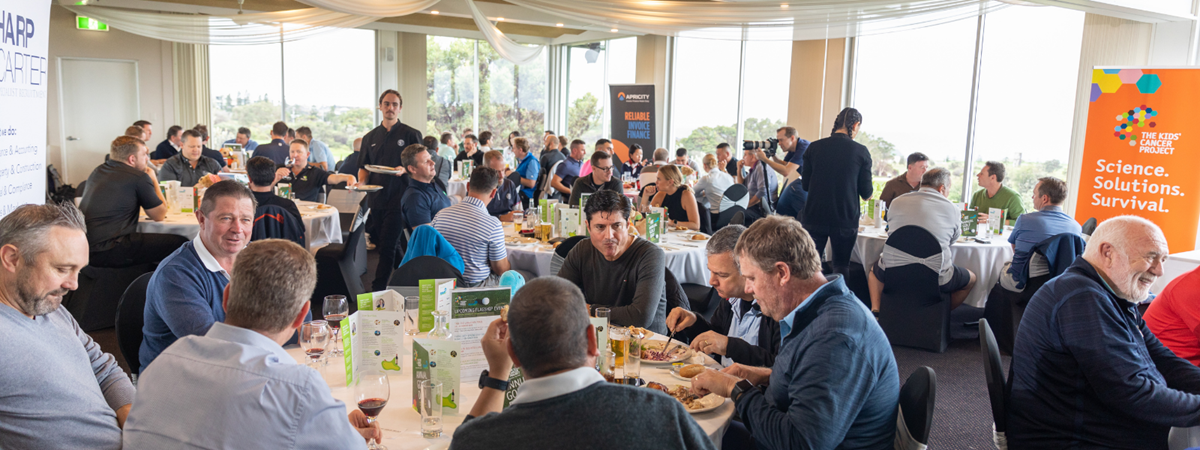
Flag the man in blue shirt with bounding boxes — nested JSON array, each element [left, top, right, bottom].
[[692, 216, 899, 450], [999, 176, 1082, 292], [1008, 216, 1200, 449], [222, 126, 259, 152], [512, 137, 540, 206], [297, 126, 336, 171], [400, 144, 451, 231], [124, 239, 378, 448], [432, 167, 511, 287], [140, 181, 257, 370], [252, 122, 290, 166], [756, 126, 810, 222], [551, 139, 586, 199]]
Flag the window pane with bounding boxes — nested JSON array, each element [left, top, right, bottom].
[[854, 19, 979, 202], [567, 43, 607, 143], [427, 36, 478, 138], [972, 6, 1083, 212], [211, 43, 282, 149], [479, 44, 547, 150], [672, 37, 741, 160], [282, 29, 375, 163], [741, 39, 792, 143]]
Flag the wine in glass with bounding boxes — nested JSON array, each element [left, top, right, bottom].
[[323, 295, 349, 357], [299, 321, 329, 368], [354, 372, 390, 450]]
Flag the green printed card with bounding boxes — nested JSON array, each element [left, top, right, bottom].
[[412, 338, 461, 412]]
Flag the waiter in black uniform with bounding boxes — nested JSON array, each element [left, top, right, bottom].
[[359, 89, 424, 290]]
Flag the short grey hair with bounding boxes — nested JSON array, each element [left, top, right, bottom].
[[653, 147, 670, 162], [508, 277, 591, 378], [0, 203, 87, 264], [225, 239, 316, 333], [920, 168, 951, 190], [707, 224, 745, 257], [734, 216, 821, 280], [1083, 215, 1164, 260]]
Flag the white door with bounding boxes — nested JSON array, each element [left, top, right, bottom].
[[58, 58, 139, 185]]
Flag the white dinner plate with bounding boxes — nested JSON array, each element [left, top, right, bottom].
[[686, 395, 727, 414], [639, 338, 692, 365], [364, 165, 403, 175]]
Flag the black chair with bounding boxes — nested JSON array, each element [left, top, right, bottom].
[[728, 210, 745, 226], [114, 272, 154, 375], [878, 226, 951, 353], [897, 366, 937, 449], [664, 269, 690, 317], [983, 232, 1083, 355], [713, 184, 749, 230], [387, 255, 465, 287], [312, 206, 370, 317], [682, 284, 721, 322], [1081, 217, 1098, 236], [979, 319, 1008, 444], [63, 263, 157, 332], [549, 235, 587, 276], [695, 199, 712, 234]]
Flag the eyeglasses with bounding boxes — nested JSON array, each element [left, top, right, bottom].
[[595, 166, 614, 172]]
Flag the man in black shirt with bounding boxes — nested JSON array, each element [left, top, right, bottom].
[[79, 136, 188, 268], [253, 122, 291, 166], [568, 151, 624, 207], [801, 108, 873, 277], [276, 140, 357, 202], [359, 90, 424, 291], [716, 143, 739, 177], [246, 156, 303, 225], [454, 134, 485, 172]]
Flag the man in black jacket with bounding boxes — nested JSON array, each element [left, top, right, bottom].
[[359, 90, 424, 291], [801, 108, 872, 277], [665, 225, 780, 367]]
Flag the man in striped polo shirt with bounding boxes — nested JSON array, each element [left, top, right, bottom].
[[432, 167, 513, 287]]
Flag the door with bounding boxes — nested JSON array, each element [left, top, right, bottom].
[[59, 58, 139, 185]]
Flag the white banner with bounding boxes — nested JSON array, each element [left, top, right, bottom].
[[0, 2, 50, 218]]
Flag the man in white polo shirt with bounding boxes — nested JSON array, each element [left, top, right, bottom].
[[432, 167, 512, 287]]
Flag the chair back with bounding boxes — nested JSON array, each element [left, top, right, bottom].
[[540, 160, 563, 200], [1081, 217, 1098, 236], [115, 273, 154, 375], [401, 225, 466, 274], [979, 319, 1008, 434], [387, 255, 465, 287], [638, 170, 657, 189], [714, 205, 746, 231], [896, 366, 937, 448], [878, 226, 950, 352], [549, 235, 588, 276], [696, 199, 712, 234], [251, 204, 306, 247], [722, 183, 748, 203], [665, 268, 690, 315]]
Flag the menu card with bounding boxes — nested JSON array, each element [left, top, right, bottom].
[[559, 208, 582, 237], [579, 192, 592, 209], [177, 187, 195, 213], [418, 279, 455, 333], [960, 209, 978, 237], [412, 338, 461, 412], [449, 287, 512, 379], [646, 211, 662, 244], [988, 207, 1006, 233], [591, 316, 610, 374], [460, 161, 473, 180], [341, 291, 406, 385], [539, 199, 551, 223]]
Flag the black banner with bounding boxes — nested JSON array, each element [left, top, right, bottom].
[[609, 84, 655, 164]]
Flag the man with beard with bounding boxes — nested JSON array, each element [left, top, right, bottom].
[[0, 203, 135, 450], [1008, 216, 1200, 449]]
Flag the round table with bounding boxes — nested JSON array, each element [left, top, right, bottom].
[[284, 332, 733, 450], [502, 225, 712, 285], [850, 226, 1015, 308], [136, 200, 342, 252], [446, 176, 468, 204]]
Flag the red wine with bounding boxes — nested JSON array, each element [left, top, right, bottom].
[[306, 348, 324, 359], [358, 398, 387, 417], [325, 314, 346, 330]]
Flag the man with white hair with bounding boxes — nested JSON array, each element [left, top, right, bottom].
[[1008, 216, 1200, 449]]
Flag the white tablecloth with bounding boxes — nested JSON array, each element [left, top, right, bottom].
[[503, 225, 711, 285], [851, 226, 1014, 308], [1152, 249, 1200, 293], [137, 200, 342, 252], [447, 175, 468, 204], [284, 333, 733, 450]]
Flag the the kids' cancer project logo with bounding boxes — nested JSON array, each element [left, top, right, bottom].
[[1114, 105, 1158, 146]]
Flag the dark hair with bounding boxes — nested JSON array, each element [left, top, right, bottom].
[[583, 189, 631, 223], [675, 148, 688, 157], [192, 124, 209, 141], [180, 129, 202, 142], [595, 138, 611, 148], [133, 120, 152, 128], [906, 152, 929, 166], [716, 142, 730, 150], [478, 131, 493, 146], [168, 125, 183, 138], [440, 132, 453, 145], [378, 89, 402, 106], [468, 167, 502, 194], [422, 136, 439, 150], [271, 121, 288, 137], [237, 127, 251, 137], [589, 150, 612, 167], [401, 144, 427, 170], [544, 130, 555, 135], [286, 128, 296, 140], [509, 131, 521, 138], [776, 126, 797, 138], [246, 156, 279, 187], [920, 168, 951, 189], [831, 107, 862, 136], [558, 136, 568, 148], [508, 277, 591, 378], [570, 139, 586, 148], [984, 161, 1006, 183], [200, 180, 257, 216], [296, 126, 312, 138], [1036, 176, 1068, 204], [464, 134, 478, 144], [628, 143, 643, 161]]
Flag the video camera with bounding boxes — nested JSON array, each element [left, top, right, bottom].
[[742, 138, 779, 158]]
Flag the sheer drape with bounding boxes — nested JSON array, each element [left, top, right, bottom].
[[465, 0, 545, 65], [61, 4, 378, 45], [294, 0, 441, 18]]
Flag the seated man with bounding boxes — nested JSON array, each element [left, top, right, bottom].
[[158, 129, 223, 187], [451, 277, 715, 450], [246, 156, 303, 224], [432, 167, 512, 287], [970, 160, 1025, 225], [79, 135, 186, 268], [275, 139, 356, 203], [483, 150, 521, 220], [674, 147, 701, 174], [140, 181, 260, 370], [878, 152, 928, 209], [422, 135, 453, 193], [252, 121, 291, 166], [338, 138, 363, 176], [454, 134, 485, 172], [222, 126, 259, 152], [694, 154, 738, 219], [297, 126, 335, 171], [151, 125, 183, 163], [1008, 216, 1200, 448], [124, 239, 378, 448], [550, 140, 586, 199], [568, 150, 625, 207], [998, 176, 1081, 292], [557, 190, 668, 334], [402, 144, 452, 230], [1146, 265, 1200, 366], [666, 225, 780, 368], [868, 168, 976, 313], [0, 203, 135, 450], [193, 125, 228, 169], [692, 216, 899, 450]]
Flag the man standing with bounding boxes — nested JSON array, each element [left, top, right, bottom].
[[253, 122, 291, 166], [80, 136, 185, 268], [152, 125, 183, 162], [433, 167, 512, 287], [971, 161, 1025, 224], [568, 150, 624, 207], [400, 144, 451, 231], [537, 135, 566, 200], [551, 140, 586, 199], [359, 90, 423, 291], [755, 127, 809, 221], [878, 152, 929, 209], [998, 176, 1081, 292], [276, 140, 357, 202], [692, 216, 899, 449], [666, 225, 780, 368], [1008, 216, 1200, 449], [801, 108, 873, 277], [512, 137, 540, 204], [222, 126, 259, 151], [297, 127, 335, 171], [716, 143, 739, 177], [0, 203, 136, 450], [158, 129, 223, 187]]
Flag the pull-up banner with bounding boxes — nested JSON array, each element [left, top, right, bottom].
[[1074, 67, 1200, 253], [0, 1, 50, 219], [609, 84, 655, 164]]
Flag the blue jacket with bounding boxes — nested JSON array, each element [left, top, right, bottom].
[[401, 225, 466, 274], [252, 204, 306, 248], [736, 276, 899, 449], [1009, 258, 1200, 449], [1013, 232, 1086, 289]]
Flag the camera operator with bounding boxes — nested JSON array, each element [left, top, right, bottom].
[[752, 126, 809, 222]]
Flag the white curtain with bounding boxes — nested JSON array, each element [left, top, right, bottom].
[[61, 4, 378, 45], [465, 0, 545, 65], [502, 0, 1010, 40], [294, 0, 441, 17]]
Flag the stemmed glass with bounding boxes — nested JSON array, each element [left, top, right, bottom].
[[299, 321, 330, 368], [322, 296, 349, 357], [354, 372, 390, 450]]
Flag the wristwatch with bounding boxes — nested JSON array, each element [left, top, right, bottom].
[[479, 369, 511, 392], [730, 379, 754, 404]]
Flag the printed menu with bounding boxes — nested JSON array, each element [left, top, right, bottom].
[[341, 290, 406, 385], [449, 287, 512, 379], [418, 279, 455, 332], [412, 338, 461, 412]]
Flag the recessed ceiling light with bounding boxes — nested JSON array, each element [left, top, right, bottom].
[[781, 3, 788, 8], [497, 17, 505, 21], [430, 10, 439, 14], [556, 23, 564, 27], [611, 28, 618, 32]]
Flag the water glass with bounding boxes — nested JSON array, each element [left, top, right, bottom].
[[625, 334, 642, 381], [323, 295, 349, 357], [404, 296, 420, 336], [419, 380, 444, 438]]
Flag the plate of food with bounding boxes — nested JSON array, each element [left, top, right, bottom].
[[306, 204, 334, 210], [639, 340, 692, 364], [364, 165, 404, 175], [507, 236, 539, 245], [646, 382, 725, 414], [349, 184, 383, 192], [667, 363, 707, 381]]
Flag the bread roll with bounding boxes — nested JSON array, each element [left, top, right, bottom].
[[679, 364, 705, 378]]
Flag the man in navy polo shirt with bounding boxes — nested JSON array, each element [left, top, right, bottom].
[[484, 151, 520, 220], [253, 122, 291, 166], [400, 144, 451, 231], [756, 126, 810, 222]]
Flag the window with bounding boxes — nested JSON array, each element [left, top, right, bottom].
[[566, 43, 608, 143], [479, 44, 547, 149], [671, 37, 742, 159], [740, 39, 792, 143], [427, 37, 478, 140], [210, 43, 282, 150]]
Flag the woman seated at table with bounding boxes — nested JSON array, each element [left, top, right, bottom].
[[643, 165, 700, 231], [622, 144, 645, 179]]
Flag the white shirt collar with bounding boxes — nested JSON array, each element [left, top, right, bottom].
[[192, 234, 230, 279], [170, 141, 181, 151], [509, 367, 605, 406]]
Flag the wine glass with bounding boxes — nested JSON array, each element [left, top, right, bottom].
[[354, 372, 391, 450], [299, 321, 330, 368], [285, 156, 296, 167], [322, 296, 349, 357]]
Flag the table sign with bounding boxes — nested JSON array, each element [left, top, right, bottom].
[[418, 279, 455, 332], [449, 287, 512, 379], [502, 367, 525, 409], [960, 209, 978, 237], [987, 208, 1005, 237], [412, 338, 461, 412], [176, 187, 195, 213], [341, 291, 406, 384], [580, 193, 592, 209], [646, 211, 662, 244], [591, 316, 610, 374], [539, 199, 551, 223], [460, 161, 473, 180], [559, 208, 582, 237]]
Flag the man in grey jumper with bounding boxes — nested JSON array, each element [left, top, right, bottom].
[[0, 203, 136, 450], [451, 277, 715, 450], [557, 189, 669, 334]]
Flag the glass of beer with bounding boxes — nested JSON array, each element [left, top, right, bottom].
[[539, 222, 554, 242], [609, 327, 629, 370]]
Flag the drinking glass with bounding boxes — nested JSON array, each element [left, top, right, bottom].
[[429, 310, 453, 340], [404, 296, 421, 336], [299, 321, 330, 368], [354, 372, 390, 450], [285, 156, 296, 167], [625, 333, 642, 381], [609, 327, 629, 371], [323, 296, 349, 357], [419, 380, 444, 438]]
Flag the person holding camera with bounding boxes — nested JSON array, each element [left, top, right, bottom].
[[753, 127, 810, 222]]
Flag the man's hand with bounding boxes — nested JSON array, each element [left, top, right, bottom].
[[481, 318, 513, 376], [692, 331, 730, 356], [142, 165, 159, 182], [722, 363, 772, 385], [274, 167, 291, 184], [348, 410, 382, 443], [691, 369, 740, 397], [116, 404, 132, 429], [754, 149, 770, 163], [666, 307, 697, 333], [977, 213, 989, 223]]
